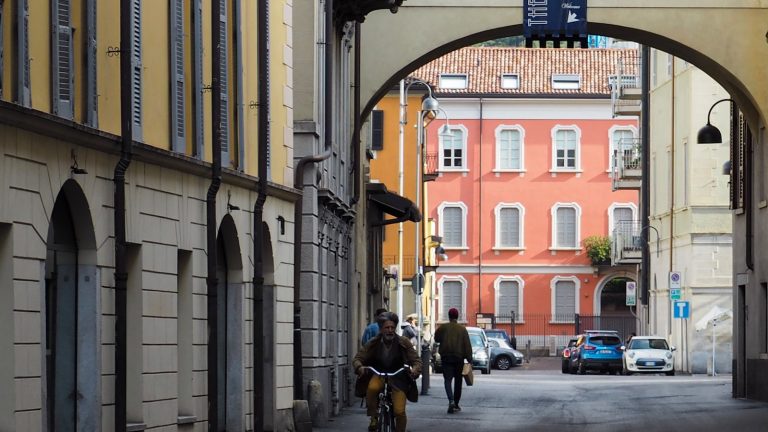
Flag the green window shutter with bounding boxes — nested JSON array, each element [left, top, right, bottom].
[[51, 0, 74, 119], [371, 110, 384, 150], [16, 0, 30, 106], [85, 0, 97, 126], [0, 0, 4, 99], [131, 0, 142, 139], [170, 0, 185, 153], [192, 0, 203, 158], [219, 0, 230, 167]]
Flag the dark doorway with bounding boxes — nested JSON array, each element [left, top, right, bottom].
[[600, 277, 634, 316]]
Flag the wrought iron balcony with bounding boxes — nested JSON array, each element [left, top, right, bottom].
[[423, 151, 439, 182], [612, 220, 642, 264], [611, 137, 642, 190], [610, 57, 642, 117]]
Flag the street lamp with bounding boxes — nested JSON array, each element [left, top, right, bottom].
[[397, 78, 438, 324], [697, 98, 734, 144]]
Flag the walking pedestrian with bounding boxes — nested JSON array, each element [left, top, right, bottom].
[[433, 307, 472, 414], [362, 308, 388, 345]]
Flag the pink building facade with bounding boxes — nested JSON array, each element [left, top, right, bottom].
[[414, 48, 640, 345]]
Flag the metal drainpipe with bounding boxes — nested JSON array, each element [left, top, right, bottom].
[[477, 97, 484, 315], [114, 0, 133, 430], [253, 0, 270, 428], [207, 0, 223, 428], [640, 45, 651, 321], [669, 58, 675, 336], [293, 0, 334, 399], [351, 22, 361, 205]]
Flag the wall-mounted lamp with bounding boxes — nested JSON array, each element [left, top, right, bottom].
[[722, 160, 732, 176], [70, 149, 88, 175], [226, 190, 240, 213], [435, 245, 448, 261], [697, 98, 735, 144], [277, 215, 286, 235]]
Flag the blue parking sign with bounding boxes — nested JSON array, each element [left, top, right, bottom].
[[673, 301, 690, 319]]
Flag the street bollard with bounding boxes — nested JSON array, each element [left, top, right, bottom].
[[420, 344, 431, 395]]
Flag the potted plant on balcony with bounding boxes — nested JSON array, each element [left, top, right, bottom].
[[584, 235, 612, 266]]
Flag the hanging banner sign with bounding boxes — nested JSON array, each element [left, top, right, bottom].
[[625, 282, 637, 306], [523, 0, 588, 39]]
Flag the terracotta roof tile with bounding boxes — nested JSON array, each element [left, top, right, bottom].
[[411, 47, 639, 96]]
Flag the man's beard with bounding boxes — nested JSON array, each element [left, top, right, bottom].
[[383, 333, 396, 344]]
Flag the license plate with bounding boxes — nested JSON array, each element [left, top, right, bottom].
[[599, 350, 613, 354], [642, 361, 658, 366]]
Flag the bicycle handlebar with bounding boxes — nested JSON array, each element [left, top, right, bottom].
[[363, 365, 410, 377]]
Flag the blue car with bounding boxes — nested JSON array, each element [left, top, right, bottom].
[[570, 331, 623, 375]]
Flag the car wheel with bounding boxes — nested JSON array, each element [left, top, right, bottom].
[[578, 360, 586, 375], [496, 356, 512, 371], [561, 359, 569, 374], [569, 360, 577, 374], [665, 370, 675, 376]]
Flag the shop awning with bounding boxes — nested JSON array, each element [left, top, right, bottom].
[[367, 183, 421, 226]]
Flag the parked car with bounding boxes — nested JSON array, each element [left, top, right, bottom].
[[570, 330, 623, 375], [467, 326, 491, 375], [622, 336, 676, 376], [484, 328, 511, 346], [488, 337, 524, 370], [561, 338, 578, 373]]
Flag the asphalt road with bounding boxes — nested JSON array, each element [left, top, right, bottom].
[[314, 357, 768, 432]]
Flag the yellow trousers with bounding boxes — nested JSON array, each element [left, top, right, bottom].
[[366, 375, 407, 432]]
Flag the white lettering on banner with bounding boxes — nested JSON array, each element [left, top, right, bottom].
[[527, 0, 548, 26], [562, 2, 581, 9]]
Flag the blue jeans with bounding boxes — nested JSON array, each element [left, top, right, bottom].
[[441, 356, 463, 405]]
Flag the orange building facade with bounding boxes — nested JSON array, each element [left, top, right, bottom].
[[413, 47, 640, 347]]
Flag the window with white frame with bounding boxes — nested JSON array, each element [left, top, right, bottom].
[[495, 276, 523, 322], [609, 126, 638, 170], [495, 126, 524, 170], [552, 74, 581, 90], [608, 203, 637, 235], [438, 202, 467, 249], [440, 277, 466, 321], [495, 203, 524, 248], [439, 74, 468, 89], [501, 73, 520, 89], [551, 276, 579, 322], [440, 126, 467, 170], [551, 203, 581, 249], [552, 127, 580, 171]]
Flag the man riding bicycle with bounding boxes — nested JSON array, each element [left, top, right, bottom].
[[354, 312, 422, 432]]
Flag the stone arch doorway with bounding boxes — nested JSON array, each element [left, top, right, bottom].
[[597, 276, 634, 317], [44, 179, 100, 431], [215, 214, 244, 430], [254, 222, 276, 431]]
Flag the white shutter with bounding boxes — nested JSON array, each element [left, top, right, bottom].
[[499, 207, 519, 247], [442, 281, 462, 320], [52, 0, 74, 119], [499, 130, 520, 169], [443, 207, 462, 247], [555, 280, 575, 318], [613, 207, 633, 232], [557, 207, 576, 247], [498, 281, 519, 317]]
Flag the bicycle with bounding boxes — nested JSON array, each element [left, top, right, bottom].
[[363, 365, 410, 432]]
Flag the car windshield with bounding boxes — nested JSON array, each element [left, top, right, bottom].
[[630, 339, 669, 350], [589, 336, 621, 346], [491, 338, 512, 349], [469, 334, 485, 348], [486, 330, 506, 338]]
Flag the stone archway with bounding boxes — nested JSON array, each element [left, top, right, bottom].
[[215, 214, 244, 431], [44, 179, 99, 431]]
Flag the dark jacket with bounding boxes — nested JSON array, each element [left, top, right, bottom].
[[353, 334, 422, 402], [434, 321, 472, 363]]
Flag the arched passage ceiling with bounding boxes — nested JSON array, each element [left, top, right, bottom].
[[360, 1, 768, 128]]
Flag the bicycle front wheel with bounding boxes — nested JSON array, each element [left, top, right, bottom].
[[378, 408, 394, 432]]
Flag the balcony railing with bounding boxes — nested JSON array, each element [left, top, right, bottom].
[[610, 57, 641, 117], [423, 151, 438, 182], [612, 220, 642, 264], [382, 255, 417, 279], [612, 137, 642, 190]]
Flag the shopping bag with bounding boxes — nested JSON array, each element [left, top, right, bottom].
[[462, 362, 474, 386]]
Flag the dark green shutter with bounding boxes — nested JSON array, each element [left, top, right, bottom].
[[16, 0, 30, 106], [131, 0, 142, 139], [192, 0, 203, 158], [52, 0, 74, 119], [170, 0, 185, 153], [85, 0, 97, 126], [371, 110, 383, 150], [219, 0, 229, 166]]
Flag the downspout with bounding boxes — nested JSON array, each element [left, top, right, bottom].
[[640, 46, 651, 317], [351, 22, 361, 205], [668, 58, 675, 336], [253, 0, 270, 428], [477, 98, 484, 315], [114, 0, 133, 430], [207, 0, 223, 428], [293, 0, 334, 399]]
